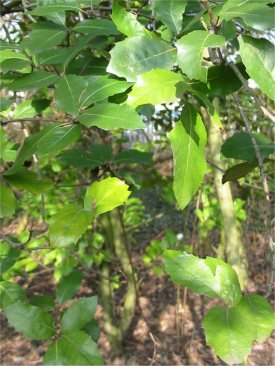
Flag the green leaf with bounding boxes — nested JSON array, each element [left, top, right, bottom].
[[111, 0, 153, 38], [6, 123, 81, 174], [220, 1, 275, 32], [9, 71, 59, 91], [155, 0, 187, 34], [168, 104, 207, 209], [0, 185, 16, 218], [43, 330, 104, 366], [127, 69, 186, 108], [5, 169, 52, 194], [55, 75, 87, 116], [20, 29, 66, 54], [221, 132, 274, 162], [176, 31, 225, 82], [222, 162, 258, 183], [79, 76, 131, 109], [207, 64, 244, 96], [239, 36, 275, 100], [0, 243, 21, 275], [73, 19, 119, 36], [0, 126, 9, 159], [0, 50, 29, 62], [107, 36, 177, 82], [30, 295, 55, 311], [59, 144, 112, 169], [35, 48, 73, 66], [4, 301, 55, 340], [56, 269, 83, 304], [83, 319, 100, 342], [61, 296, 97, 332], [13, 99, 50, 119], [49, 204, 92, 248], [30, 4, 81, 15], [0, 281, 26, 309], [114, 150, 152, 165], [84, 177, 131, 216], [79, 103, 145, 130], [164, 250, 242, 306], [0, 99, 12, 113], [203, 295, 274, 365]]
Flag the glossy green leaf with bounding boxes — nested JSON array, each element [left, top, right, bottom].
[[0, 243, 21, 275], [56, 269, 83, 304], [203, 295, 274, 365], [107, 36, 177, 82], [59, 144, 112, 169], [4, 301, 55, 340], [127, 69, 186, 108], [43, 330, 104, 366], [9, 71, 59, 91], [168, 104, 207, 209], [111, 0, 153, 38], [164, 250, 242, 306], [73, 19, 119, 36], [80, 76, 131, 109], [79, 103, 145, 130], [0, 185, 16, 218], [222, 162, 258, 183], [220, 1, 275, 32], [5, 169, 51, 194], [61, 296, 97, 331], [239, 36, 275, 100], [55, 75, 87, 116], [0, 281, 26, 309], [221, 132, 274, 162], [155, 0, 187, 34], [20, 29, 66, 54], [84, 177, 131, 215], [114, 150, 152, 165], [49, 204, 92, 248], [176, 31, 225, 82]]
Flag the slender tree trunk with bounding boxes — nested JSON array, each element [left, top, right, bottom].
[[202, 108, 248, 288]]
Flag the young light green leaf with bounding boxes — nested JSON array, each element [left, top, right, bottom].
[[0, 50, 29, 62], [49, 204, 92, 248], [9, 71, 59, 91], [13, 100, 38, 119], [20, 29, 66, 54], [127, 69, 186, 108], [239, 36, 275, 100], [55, 75, 87, 116], [79, 103, 145, 130], [164, 250, 242, 306], [107, 36, 177, 82], [111, 0, 153, 38], [221, 132, 274, 162], [56, 269, 83, 304], [43, 330, 104, 366], [61, 296, 97, 332], [155, 0, 187, 34], [0, 243, 21, 275], [203, 295, 274, 365], [73, 19, 119, 36], [168, 104, 207, 210], [176, 31, 225, 82], [5, 169, 51, 194], [4, 301, 55, 340], [0, 281, 26, 309], [84, 177, 131, 216], [0, 185, 16, 218], [79, 76, 131, 109]]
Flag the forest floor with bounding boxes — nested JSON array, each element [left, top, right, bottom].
[[1, 189, 274, 366]]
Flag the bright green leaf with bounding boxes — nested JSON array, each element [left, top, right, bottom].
[[155, 0, 187, 34], [84, 177, 131, 216], [0, 243, 21, 275], [0, 185, 16, 218], [0, 281, 26, 309], [4, 301, 55, 340], [79, 103, 145, 130], [168, 104, 207, 209], [56, 269, 83, 304]]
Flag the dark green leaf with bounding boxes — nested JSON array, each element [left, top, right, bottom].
[[114, 150, 152, 164], [222, 162, 258, 183], [35, 48, 73, 66], [5, 169, 51, 194], [20, 29, 66, 54], [43, 330, 104, 366], [79, 103, 145, 130], [0, 243, 21, 275], [208, 64, 244, 96], [9, 71, 59, 91], [73, 19, 119, 36], [49, 204, 92, 248], [30, 295, 55, 311], [4, 301, 55, 340], [61, 296, 97, 331], [56, 269, 83, 304], [0, 185, 16, 218], [107, 36, 177, 82], [0, 281, 26, 309]]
